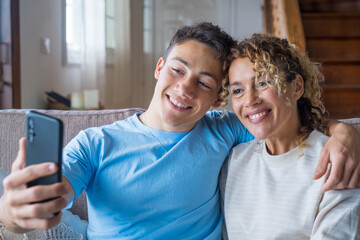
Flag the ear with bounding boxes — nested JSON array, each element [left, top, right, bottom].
[[293, 75, 304, 101], [154, 57, 165, 80], [211, 96, 224, 108]]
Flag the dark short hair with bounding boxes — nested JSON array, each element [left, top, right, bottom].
[[163, 22, 236, 76]]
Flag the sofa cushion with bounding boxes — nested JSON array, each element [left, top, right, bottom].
[[0, 169, 7, 196]]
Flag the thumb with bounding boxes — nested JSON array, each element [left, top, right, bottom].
[[11, 137, 26, 172]]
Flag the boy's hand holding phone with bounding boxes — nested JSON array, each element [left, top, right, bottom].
[[0, 138, 69, 233], [0, 111, 71, 233]]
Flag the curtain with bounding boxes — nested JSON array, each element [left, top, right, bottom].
[[106, 0, 132, 109], [79, 0, 132, 109], [81, 0, 106, 107]]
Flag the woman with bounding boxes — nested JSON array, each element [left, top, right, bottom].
[[219, 34, 360, 239]]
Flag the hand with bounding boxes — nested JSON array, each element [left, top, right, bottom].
[[0, 138, 69, 233], [313, 123, 360, 191]]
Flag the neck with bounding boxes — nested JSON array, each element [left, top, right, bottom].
[[265, 122, 301, 155], [138, 110, 154, 128], [265, 136, 299, 155]]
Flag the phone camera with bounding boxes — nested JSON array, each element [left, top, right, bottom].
[[27, 118, 36, 142], [28, 118, 34, 129]]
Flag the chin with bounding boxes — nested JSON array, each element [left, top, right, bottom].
[[249, 128, 269, 140]]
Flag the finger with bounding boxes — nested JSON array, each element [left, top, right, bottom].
[[322, 158, 345, 192], [341, 155, 356, 188], [8, 183, 69, 206], [348, 164, 360, 189], [12, 138, 27, 172], [313, 147, 330, 180], [16, 211, 62, 231], [3, 163, 58, 190], [12, 197, 67, 220]]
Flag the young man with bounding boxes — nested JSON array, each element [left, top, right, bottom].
[[1, 22, 360, 239]]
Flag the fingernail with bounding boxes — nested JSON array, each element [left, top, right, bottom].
[[49, 163, 56, 171]]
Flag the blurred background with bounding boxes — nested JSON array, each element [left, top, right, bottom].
[[0, 0, 263, 110], [1, 0, 359, 118]]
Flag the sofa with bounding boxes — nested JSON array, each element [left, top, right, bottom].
[[0, 109, 359, 239]]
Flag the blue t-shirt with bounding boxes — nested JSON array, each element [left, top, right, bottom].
[[62, 111, 253, 239]]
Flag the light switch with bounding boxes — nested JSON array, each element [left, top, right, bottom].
[[40, 38, 51, 55]]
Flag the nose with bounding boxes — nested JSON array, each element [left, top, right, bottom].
[[175, 75, 196, 99], [244, 88, 261, 107]]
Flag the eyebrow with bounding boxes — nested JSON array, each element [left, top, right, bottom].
[[170, 57, 219, 83], [172, 57, 189, 66], [229, 76, 256, 87]]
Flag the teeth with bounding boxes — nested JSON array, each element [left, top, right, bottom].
[[169, 97, 189, 108], [249, 111, 267, 120]]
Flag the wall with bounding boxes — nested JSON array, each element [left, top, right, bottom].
[[19, 0, 263, 109], [20, 0, 82, 109]]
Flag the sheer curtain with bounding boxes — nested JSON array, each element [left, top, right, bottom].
[[109, 0, 132, 109], [81, 0, 106, 107], [113, 0, 132, 108], [77, 0, 132, 109]]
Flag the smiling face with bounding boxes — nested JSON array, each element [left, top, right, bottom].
[[142, 40, 223, 132], [229, 57, 303, 152]]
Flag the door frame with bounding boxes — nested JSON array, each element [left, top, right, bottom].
[[11, 0, 20, 108]]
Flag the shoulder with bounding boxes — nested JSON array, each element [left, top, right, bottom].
[[68, 114, 139, 148], [227, 139, 260, 167], [320, 188, 360, 214], [305, 130, 329, 150], [202, 110, 238, 123], [200, 110, 253, 144], [231, 139, 258, 155], [201, 110, 247, 133], [83, 113, 139, 135]]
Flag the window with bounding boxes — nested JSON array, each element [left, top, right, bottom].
[[143, 0, 153, 54], [105, 0, 115, 64], [105, 0, 115, 49], [63, 0, 84, 65]]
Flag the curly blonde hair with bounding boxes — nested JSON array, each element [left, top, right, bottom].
[[221, 33, 329, 145]]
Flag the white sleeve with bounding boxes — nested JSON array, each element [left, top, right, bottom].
[[311, 189, 360, 240]]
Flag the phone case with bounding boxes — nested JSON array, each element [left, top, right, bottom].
[[25, 110, 63, 187]]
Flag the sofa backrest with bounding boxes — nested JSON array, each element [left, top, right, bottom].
[[339, 118, 360, 132], [0, 108, 144, 220], [0, 109, 359, 220]]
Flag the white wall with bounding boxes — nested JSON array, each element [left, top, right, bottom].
[[19, 0, 263, 109], [20, 0, 82, 109], [232, 0, 263, 40]]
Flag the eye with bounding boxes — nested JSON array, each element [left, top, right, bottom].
[[198, 80, 211, 89], [171, 67, 183, 75], [232, 88, 244, 96], [258, 81, 267, 87], [257, 81, 269, 89]]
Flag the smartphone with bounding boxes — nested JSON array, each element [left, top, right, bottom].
[[25, 110, 63, 188]]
